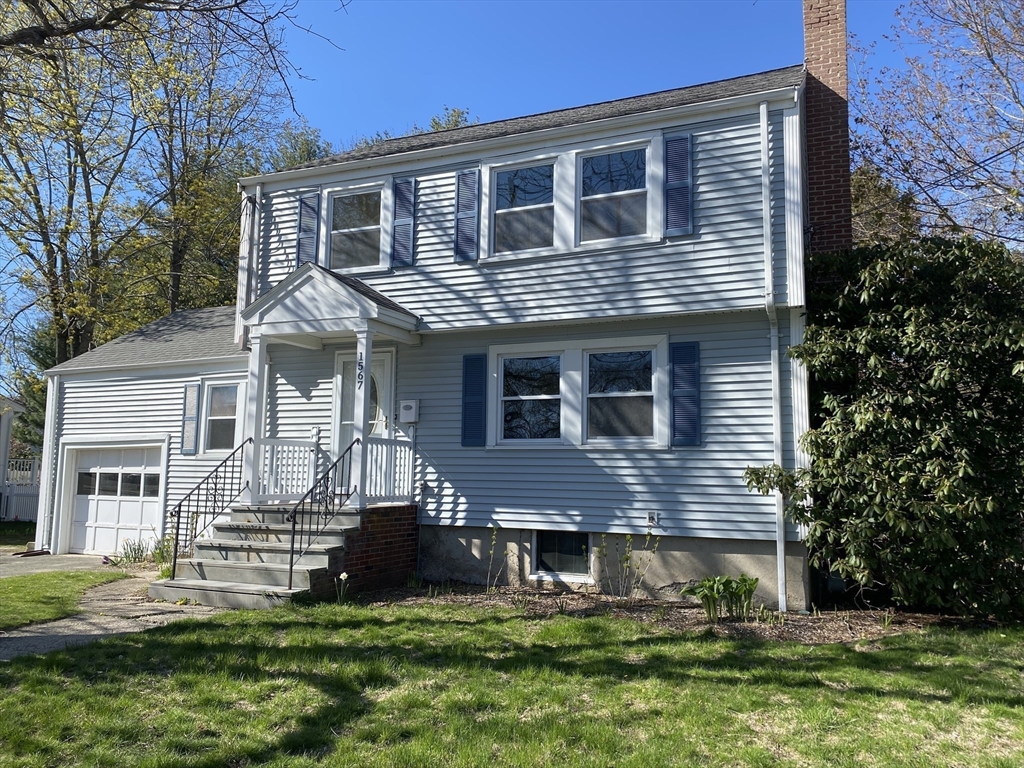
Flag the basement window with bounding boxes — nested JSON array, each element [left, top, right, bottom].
[[535, 531, 590, 577]]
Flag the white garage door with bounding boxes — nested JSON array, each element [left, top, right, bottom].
[[71, 447, 164, 555]]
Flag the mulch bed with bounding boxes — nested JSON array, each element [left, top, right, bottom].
[[358, 584, 965, 645]]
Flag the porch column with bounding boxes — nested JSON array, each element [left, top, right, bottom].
[[242, 332, 269, 504], [348, 328, 373, 509]]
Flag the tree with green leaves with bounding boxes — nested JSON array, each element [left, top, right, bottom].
[[746, 237, 1024, 617]]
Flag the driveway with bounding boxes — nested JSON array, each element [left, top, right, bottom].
[[0, 566, 227, 661], [0, 551, 106, 578]]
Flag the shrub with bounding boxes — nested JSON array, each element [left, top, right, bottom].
[[746, 237, 1024, 618]]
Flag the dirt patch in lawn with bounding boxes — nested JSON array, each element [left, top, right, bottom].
[[356, 584, 959, 645]]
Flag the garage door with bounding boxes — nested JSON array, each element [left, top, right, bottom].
[[71, 447, 163, 555]]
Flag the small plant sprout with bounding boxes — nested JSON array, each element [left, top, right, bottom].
[[335, 572, 349, 603]]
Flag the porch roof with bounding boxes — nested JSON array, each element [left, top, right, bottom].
[[242, 263, 421, 346]]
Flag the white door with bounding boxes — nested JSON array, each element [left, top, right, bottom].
[[70, 447, 163, 555], [335, 350, 394, 455]]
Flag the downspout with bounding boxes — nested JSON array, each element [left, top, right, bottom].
[[760, 101, 787, 612]]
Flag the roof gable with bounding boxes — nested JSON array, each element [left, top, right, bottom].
[[242, 263, 418, 331]]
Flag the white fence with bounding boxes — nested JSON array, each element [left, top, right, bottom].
[[3, 458, 40, 521]]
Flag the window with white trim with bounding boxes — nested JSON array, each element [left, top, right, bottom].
[[488, 336, 671, 448], [480, 132, 689, 259], [586, 350, 654, 439], [493, 163, 554, 253], [330, 190, 382, 270], [535, 531, 590, 577], [578, 148, 648, 242], [203, 383, 241, 452], [500, 355, 561, 440]]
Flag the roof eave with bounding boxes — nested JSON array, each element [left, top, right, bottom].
[[239, 78, 804, 188]]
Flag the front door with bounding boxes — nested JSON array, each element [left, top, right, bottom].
[[334, 349, 394, 456]]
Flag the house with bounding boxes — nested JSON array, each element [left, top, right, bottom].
[[0, 395, 38, 521], [33, 0, 853, 609]]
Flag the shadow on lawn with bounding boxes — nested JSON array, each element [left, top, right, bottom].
[[1, 606, 1021, 765]]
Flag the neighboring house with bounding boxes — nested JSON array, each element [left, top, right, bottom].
[[34, 1, 853, 609], [0, 395, 34, 520]]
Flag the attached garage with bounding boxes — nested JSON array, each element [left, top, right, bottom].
[[70, 447, 165, 555]]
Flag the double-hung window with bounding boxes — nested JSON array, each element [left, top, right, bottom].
[[586, 350, 654, 439], [480, 336, 679, 448], [579, 148, 648, 242], [493, 164, 554, 253], [500, 355, 561, 440], [204, 383, 239, 452], [330, 190, 382, 270]]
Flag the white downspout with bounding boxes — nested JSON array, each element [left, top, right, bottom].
[[761, 101, 787, 612]]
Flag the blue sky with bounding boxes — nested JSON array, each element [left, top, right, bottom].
[[283, 0, 905, 148]]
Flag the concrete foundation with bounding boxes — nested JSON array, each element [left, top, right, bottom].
[[418, 525, 810, 610]]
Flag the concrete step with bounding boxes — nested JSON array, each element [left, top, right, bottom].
[[212, 521, 352, 546], [149, 578, 306, 609], [193, 539, 343, 568], [230, 506, 360, 528], [173, 558, 339, 590]]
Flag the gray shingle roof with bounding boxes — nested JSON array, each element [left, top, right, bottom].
[[287, 65, 805, 172], [318, 266, 418, 318], [48, 306, 246, 374]]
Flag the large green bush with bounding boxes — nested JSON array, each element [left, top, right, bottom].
[[747, 237, 1024, 617]]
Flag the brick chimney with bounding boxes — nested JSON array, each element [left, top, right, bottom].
[[803, 0, 852, 252]]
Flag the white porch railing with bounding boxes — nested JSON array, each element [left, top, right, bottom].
[[256, 438, 318, 502], [364, 436, 414, 504]]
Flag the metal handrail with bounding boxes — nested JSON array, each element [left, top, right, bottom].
[[287, 439, 359, 589], [169, 438, 253, 580]]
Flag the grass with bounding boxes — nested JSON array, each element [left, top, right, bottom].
[[0, 521, 36, 548], [0, 604, 1022, 767], [0, 571, 130, 630]]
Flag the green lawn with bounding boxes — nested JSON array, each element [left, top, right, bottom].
[[0, 521, 36, 548], [0, 603, 1022, 767], [0, 571, 130, 630]]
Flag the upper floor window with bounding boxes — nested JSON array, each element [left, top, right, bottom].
[[579, 149, 648, 243], [330, 190, 381, 270], [493, 164, 554, 253]]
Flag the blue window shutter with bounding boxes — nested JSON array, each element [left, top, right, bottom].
[[296, 191, 320, 268], [392, 178, 416, 267], [454, 169, 480, 261], [670, 342, 700, 446], [181, 383, 200, 455], [462, 354, 487, 446], [665, 135, 693, 237]]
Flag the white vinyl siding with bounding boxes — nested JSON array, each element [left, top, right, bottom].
[[252, 113, 790, 326], [53, 365, 248, 538], [396, 312, 796, 541]]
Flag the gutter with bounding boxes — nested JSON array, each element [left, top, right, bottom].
[[239, 82, 804, 189], [37, 374, 59, 551], [760, 100, 788, 612]]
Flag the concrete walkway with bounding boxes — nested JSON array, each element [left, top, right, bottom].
[[0, 569, 227, 661]]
